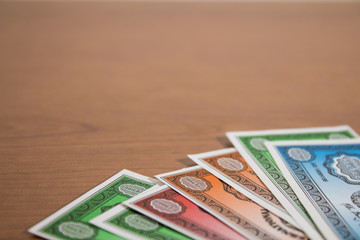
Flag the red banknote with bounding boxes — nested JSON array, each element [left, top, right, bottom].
[[124, 185, 246, 240]]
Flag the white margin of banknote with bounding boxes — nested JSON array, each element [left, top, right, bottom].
[[90, 204, 150, 240], [156, 165, 264, 240], [266, 138, 360, 240], [188, 147, 298, 227], [28, 169, 158, 240], [123, 184, 206, 240], [226, 125, 359, 240]]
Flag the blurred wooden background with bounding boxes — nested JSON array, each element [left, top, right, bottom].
[[1, 2, 360, 239]]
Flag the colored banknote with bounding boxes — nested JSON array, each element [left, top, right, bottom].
[[188, 148, 297, 226], [227, 125, 358, 239], [28, 170, 157, 240], [267, 139, 360, 240], [156, 166, 308, 240], [124, 184, 246, 240], [91, 204, 191, 240]]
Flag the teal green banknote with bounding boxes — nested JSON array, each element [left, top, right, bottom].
[[90, 204, 191, 240], [28, 170, 157, 240], [227, 126, 358, 240]]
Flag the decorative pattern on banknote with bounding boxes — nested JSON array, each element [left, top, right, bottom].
[[166, 170, 213, 194], [203, 152, 281, 206], [281, 146, 358, 240], [200, 193, 274, 240], [57, 221, 97, 240], [42, 176, 153, 239], [221, 182, 307, 239], [179, 176, 212, 191], [351, 191, 360, 208], [221, 182, 251, 202], [139, 189, 187, 217], [342, 191, 360, 224], [260, 209, 308, 240], [165, 169, 275, 240], [101, 203, 120, 213], [287, 148, 315, 162], [238, 132, 354, 216], [150, 199, 183, 214], [134, 188, 229, 240], [324, 152, 360, 185], [118, 212, 157, 230], [241, 138, 308, 212]]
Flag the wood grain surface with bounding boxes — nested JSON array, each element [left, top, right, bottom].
[[1, 2, 360, 239]]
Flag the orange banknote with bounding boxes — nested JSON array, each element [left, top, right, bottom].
[[188, 148, 297, 226], [157, 166, 308, 240]]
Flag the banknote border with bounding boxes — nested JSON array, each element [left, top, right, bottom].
[[28, 169, 158, 240], [156, 166, 280, 240], [266, 138, 360, 240], [123, 184, 207, 240], [90, 204, 150, 240], [226, 125, 358, 240], [188, 147, 298, 227]]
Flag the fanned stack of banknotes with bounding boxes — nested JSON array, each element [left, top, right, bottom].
[[29, 125, 360, 240]]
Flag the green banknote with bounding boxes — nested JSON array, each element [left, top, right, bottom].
[[90, 204, 191, 240], [227, 125, 358, 240], [28, 170, 157, 240]]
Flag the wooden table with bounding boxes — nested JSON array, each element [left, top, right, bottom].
[[1, 2, 360, 239]]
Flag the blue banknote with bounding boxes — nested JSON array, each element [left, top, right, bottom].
[[267, 139, 360, 240]]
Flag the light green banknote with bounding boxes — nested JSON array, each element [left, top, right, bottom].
[[29, 170, 159, 240], [227, 125, 358, 240], [90, 204, 191, 240]]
